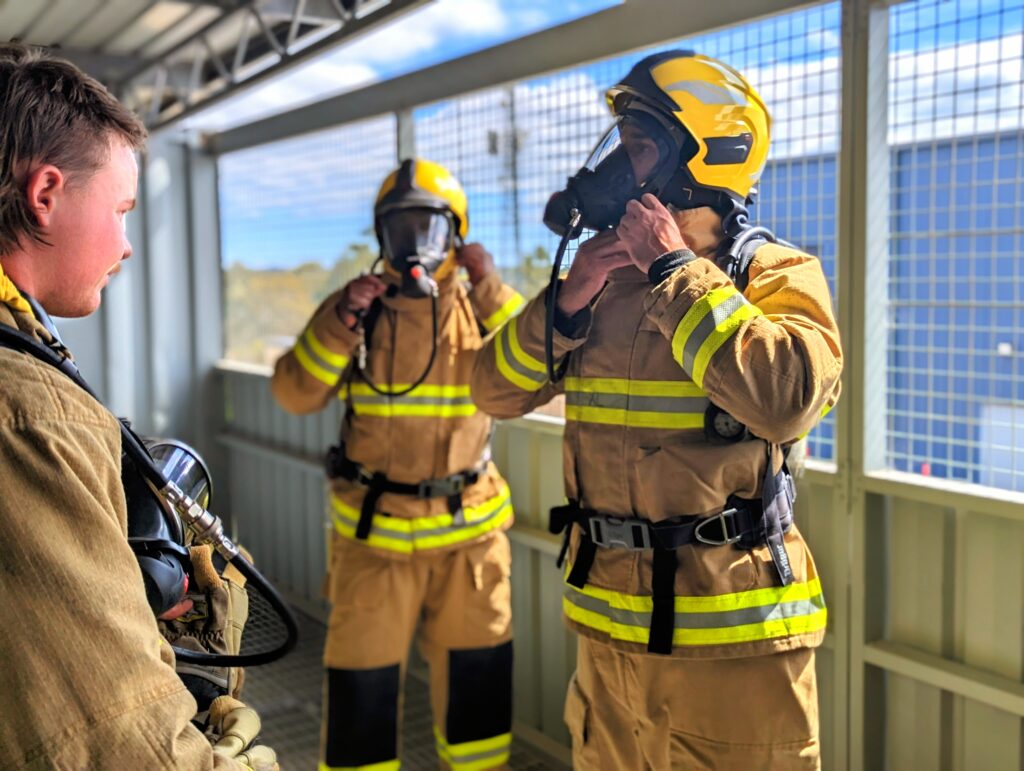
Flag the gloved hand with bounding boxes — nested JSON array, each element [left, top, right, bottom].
[[160, 544, 250, 718], [209, 695, 279, 771]]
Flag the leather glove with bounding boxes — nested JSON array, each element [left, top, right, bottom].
[[160, 544, 250, 718], [209, 695, 279, 771]]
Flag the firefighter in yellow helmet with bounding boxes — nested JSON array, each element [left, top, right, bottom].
[[271, 158, 526, 770], [472, 50, 842, 768]]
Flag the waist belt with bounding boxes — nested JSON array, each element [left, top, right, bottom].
[[326, 445, 487, 540], [549, 453, 797, 655]]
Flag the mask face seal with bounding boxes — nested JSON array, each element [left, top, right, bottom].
[[378, 208, 453, 297], [543, 108, 688, 236]]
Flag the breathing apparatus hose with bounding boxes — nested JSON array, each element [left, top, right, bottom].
[[544, 209, 583, 383], [0, 324, 299, 668], [355, 283, 439, 397]]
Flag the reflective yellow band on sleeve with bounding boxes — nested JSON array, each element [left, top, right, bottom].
[[671, 286, 763, 388], [435, 726, 512, 771], [481, 292, 526, 332], [295, 326, 350, 387], [495, 315, 547, 392]]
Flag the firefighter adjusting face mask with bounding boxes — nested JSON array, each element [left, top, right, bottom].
[[378, 208, 454, 297]]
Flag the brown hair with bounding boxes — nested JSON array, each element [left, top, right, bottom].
[[0, 43, 147, 255]]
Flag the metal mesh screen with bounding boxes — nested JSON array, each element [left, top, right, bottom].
[[218, 115, 397, 365], [411, 4, 841, 454], [887, 0, 1024, 490]]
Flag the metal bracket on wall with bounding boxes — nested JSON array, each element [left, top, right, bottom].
[[114, 0, 428, 131]]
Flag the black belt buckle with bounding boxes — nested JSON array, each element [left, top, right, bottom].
[[587, 515, 652, 550], [417, 475, 465, 498], [694, 508, 742, 547]]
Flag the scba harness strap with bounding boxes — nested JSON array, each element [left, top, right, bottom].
[[550, 447, 797, 655], [326, 445, 488, 540]]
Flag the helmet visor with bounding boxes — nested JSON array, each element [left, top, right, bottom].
[[379, 208, 453, 266], [584, 112, 678, 186]]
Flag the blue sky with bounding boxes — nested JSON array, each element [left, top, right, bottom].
[[217, 0, 1024, 271]]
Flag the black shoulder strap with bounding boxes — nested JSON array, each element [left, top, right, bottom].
[[362, 296, 385, 352]]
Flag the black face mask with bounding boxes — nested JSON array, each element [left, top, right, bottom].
[[543, 109, 694, 237], [378, 208, 453, 297]]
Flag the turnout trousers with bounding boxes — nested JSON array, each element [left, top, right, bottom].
[[565, 635, 820, 770], [321, 531, 513, 771]]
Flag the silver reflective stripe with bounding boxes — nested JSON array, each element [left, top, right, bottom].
[[564, 585, 826, 630], [681, 292, 748, 372], [499, 324, 546, 386], [298, 334, 344, 377], [663, 79, 748, 106], [565, 391, 708, 413], [333, 493, 510, 541]]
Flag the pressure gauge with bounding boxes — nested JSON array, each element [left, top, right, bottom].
[[705, 403, 748, 444]]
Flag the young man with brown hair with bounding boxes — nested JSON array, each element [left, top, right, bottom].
[[0, 43, 275, 769]]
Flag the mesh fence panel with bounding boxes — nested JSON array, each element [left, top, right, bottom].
[[410, 4, 841, 452], [887, 0, 1024, 490], [219, 115, 397, 365]]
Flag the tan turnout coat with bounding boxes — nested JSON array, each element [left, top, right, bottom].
[[471, 213, 843, 660]]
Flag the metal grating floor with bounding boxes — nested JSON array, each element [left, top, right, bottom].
[[243, 609, 568, 770]]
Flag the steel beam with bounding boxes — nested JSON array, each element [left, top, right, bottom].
[[209, 0, 823, 154]]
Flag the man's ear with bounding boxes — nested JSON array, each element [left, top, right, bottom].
[[24, 164, 65, 229]]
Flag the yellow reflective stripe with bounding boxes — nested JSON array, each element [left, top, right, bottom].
[[563, 596, 828, 646], [575, 574, 823, 614], [690, 303, 762, 388], [351, 403, 477, 417], [294, 342, 342, 386], [565, 376, 705, 398], [435, 726, 511, 771], [671, 286, 763, 389], [331, 486, 513, 553], [495, 317, 546, 392], [481, 292, 526, 331], [671, 287, 736, 366], [507, 315, 545, 373], [304, 326, 349, 368], [319, 761, 400, 771], [349, 383, 471, 398], [562, 571, 827, 646], [565, 404, 704, 429]]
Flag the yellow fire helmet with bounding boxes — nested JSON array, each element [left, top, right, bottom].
[[605, 49, 771, 215], [374, 158, 468, 282]]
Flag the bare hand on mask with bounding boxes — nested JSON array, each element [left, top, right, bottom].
[[556, 230, 633, 316], [456, 242, 495, 286], [616, 194, 688, 274], [337, 274, 387, 328]]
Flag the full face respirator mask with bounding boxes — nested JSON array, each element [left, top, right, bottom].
[[0, 322, 298, 668], [377, 206, 455, 298], [543, 103, 701, 238]]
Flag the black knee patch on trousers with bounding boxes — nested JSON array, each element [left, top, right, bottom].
[[325, 665, 400, 767], [447, 641, 514, 744]]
